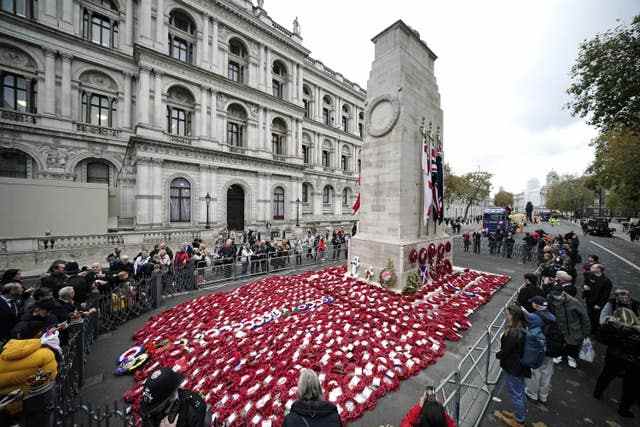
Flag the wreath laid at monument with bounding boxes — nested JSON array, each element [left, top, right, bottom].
[[123, 265, 510, 425], [378, 258, 398, 288]]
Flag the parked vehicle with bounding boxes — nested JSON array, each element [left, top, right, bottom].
[[483, 207, 509, 234], [581, 217, 614, 237]]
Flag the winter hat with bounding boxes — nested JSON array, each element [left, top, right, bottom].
[[529, 296, 548, 310], [555, 271, 572, 283], [64, 262, 80, 275], [140, 368, 184, 414]]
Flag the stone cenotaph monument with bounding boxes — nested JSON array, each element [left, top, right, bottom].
[[350, 20, 452, 292]]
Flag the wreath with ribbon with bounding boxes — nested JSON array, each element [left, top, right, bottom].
[[437, 243, 445, 259], [408, 249, 418, 264], [418, 248, 428, 265], [427, 244, 437, 260], [445, 240, 452, 253]]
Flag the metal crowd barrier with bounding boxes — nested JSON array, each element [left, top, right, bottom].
[[434, 286, 521, 427], [452, 236, 539, 263]]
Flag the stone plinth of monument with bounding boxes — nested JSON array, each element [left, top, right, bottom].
[[350, 20, 451, 292]]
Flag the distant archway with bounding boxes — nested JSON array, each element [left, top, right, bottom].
[[227, 184, 245, 230]]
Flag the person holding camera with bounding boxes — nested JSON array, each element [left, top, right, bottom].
[[140, 368, 210, 427], [400, 386, 456, 427]]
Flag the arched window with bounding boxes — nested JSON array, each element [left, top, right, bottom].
[[272, 60, 287, 99], [0, 149, 29, 178], [226, 103, 247, 147], [321, 140, 332, 169], [358, 111, 364, 137], [341, 104, 350, 133], [82, 1, 119, 48], [170, 178, 191, 222], [86, 161, 110, 185], [302, 144, 310, 165], [1, 71, 37, 114], [166, 86, 194, 137], [322, 95, 333, 125], [273, 186, 285, 220], [322, 185, 334, 206], [342, 188, 352, 207], [81, 92, 117, 127], [302, 183, 311, 204], [1, 0, 36, 18], [228, 38, 247, 83], [302, 85, 313, 118], [271, 117, 287, 159], [168, 10, 195, 64], [341, 145, 351, 172]]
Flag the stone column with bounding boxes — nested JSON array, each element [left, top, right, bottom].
[[60, 54, 72, 119], [210, 88, 217, 140], [201, 17, 209, 69], [265, 48, 272, 95], [156, 0, 165, 51], [137, 67, 151, 126], [336, 98, 342, 129], [211, 19, 218, 72], [138, 0, 152, 45], [61, 0, 74, 32], [257, 43, 264, 91], [153, 71, 163, 129], [151, 159, 163, 226], [290, 63, 297, 102], [295, 119, 303, 158], [121, 72, 132, 129], [200, 86, 208, 138], [44, 50, 56, 116], [263, 109, 271, 151], [125, 0, 134, 48], [297, 64, 304, 104], [315, 87, 321, 121]]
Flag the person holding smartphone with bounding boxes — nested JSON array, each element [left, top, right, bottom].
[[400, 386, 456, 427]]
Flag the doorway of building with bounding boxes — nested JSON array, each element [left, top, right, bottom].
[[227, 184, 245, 230]]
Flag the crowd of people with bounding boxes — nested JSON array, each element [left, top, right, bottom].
[[493, 231, 640, 426]]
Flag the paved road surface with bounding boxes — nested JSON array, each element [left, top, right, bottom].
[[481, 220, 640, 427]]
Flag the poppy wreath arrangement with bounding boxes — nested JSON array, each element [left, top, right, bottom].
[[123, 266, 509, 426]]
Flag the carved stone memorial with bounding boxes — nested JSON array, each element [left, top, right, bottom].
[[350, 20, 452, 292]]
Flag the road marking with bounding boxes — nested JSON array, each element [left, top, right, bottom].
[[589, 240, 640, 273]]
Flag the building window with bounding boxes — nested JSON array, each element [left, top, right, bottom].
[[341, 104, 350, 133], [341, 155, 349, 172], [271, 117, 287, 156], [302, 183, 310, 203], [358, 111, 364, 137], [322, 150, 330, 168], [1, 0, 35, 18], [1, 72, 37, 113], [358, 123, 363, 137], [168, 9, 195, 64], [166, 106, 191, 136], [86, 161, 110, 185], [226, 103, 247, 147], [170, 178, 191, 222], [302, 145, 310, 165], [272, 134, 285, 155], [303, 85, 312, 118], [323, 185, 334, 206], [83, 10, 118, 48], [273, 186, 285, 220], [82, 92, 116, 127], [322, 95, 333, 125], [228, 38, 247, 83], [342, 188, 352, 207], [272, 61, 287, 99], [0, 149, 28, 178]]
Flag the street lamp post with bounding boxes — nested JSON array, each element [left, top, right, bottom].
[[205, 192, 211, 229], [296, 198, 300, 227]]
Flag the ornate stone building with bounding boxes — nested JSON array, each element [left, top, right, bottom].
[[0, 0, 364, 238]]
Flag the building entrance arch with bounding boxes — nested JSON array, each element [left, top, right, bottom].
[[227, 184, 245, 230]]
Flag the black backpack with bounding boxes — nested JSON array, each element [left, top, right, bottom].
[[541, 317, 564, 357]]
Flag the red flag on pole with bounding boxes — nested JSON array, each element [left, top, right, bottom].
[[352, 192, 361, 215]]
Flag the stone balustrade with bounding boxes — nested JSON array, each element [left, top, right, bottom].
[[0, 108, 37, 124]]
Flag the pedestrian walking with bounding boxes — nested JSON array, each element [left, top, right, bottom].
[[463, 232, 471, 252], [505, 234, 515, 259], [473, 231, 481, 254]]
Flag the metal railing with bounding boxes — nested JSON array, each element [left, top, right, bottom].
[[434, 286, 521, 427]]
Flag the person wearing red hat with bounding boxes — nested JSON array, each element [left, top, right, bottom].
[[140, 367, 210, 427]]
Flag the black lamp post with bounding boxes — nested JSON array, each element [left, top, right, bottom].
[[296, 198, 300, 227], [205, 192, 211, 229]]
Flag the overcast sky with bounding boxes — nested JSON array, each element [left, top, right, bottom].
[[264, 0, 638, 195]]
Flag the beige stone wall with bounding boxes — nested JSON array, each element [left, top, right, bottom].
[[0, 178, 108, 238]]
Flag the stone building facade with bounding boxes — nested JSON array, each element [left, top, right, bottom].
[[0, 0, 364, 238]]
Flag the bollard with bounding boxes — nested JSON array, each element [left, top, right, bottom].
[[153, 271, 163, 308]]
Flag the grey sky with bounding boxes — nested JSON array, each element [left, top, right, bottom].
[[265, 0, 638, 194]]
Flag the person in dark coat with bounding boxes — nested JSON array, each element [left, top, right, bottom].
[[11, 298, 59, 339], [593, 289, 640, 418], [140, 367, 210, 427], [472, 231, 481, 254], [63, 262, 90, 306], [582, 264, 612, 334], [517, 273, 544, 313], [41, 261, 67, 299], [0, 282, 23, 343], [283, 368, 342, 427], [495, 304, 531, 427]]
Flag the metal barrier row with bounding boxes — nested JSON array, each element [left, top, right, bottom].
[[452, 236, 538, 263]]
